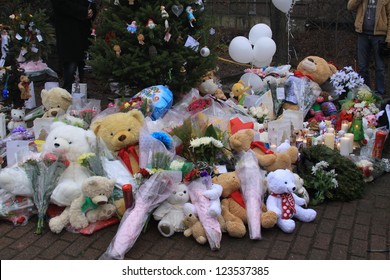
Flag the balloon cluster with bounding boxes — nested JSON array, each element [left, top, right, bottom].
[[228, 23, 275, 68]]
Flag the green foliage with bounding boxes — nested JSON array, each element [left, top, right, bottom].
[[88, 0, 218, 99], [297, 144, 365, 203]]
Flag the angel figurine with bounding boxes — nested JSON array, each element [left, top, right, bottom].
[[186, 6, 196, 27], [127, 21, 137, 33]]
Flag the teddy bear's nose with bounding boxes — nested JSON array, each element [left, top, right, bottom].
[[292, 187, 296, 191], [51, 111, 58, 117], [54, 143, 60, 148], [97, 201, 106, 205], [118, 135, 126, 141]]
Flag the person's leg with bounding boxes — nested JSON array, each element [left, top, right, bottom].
[[357, 33, 371, 88], [371, 35, 386, 95], [62, 61, 78, 93]]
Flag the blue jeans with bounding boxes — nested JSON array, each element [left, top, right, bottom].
[[357, 33, 386, 95]]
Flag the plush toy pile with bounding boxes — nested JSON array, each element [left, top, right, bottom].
[[1, 55, 390, 260]]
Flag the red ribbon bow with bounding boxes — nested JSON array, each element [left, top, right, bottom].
[[117, 145, 139, 175], [293, 70, 313, 81]]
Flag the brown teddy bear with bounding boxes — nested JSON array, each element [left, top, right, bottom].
[[198, 70, 226, 100], [18, 75, 31, 100], [183, 212, 208, 245], [90, 110, 144, 175], [41, 87, 73, 118], [229, 129, 298, 172], [296, 55, 337, 86], [212, 171, 277, 238]]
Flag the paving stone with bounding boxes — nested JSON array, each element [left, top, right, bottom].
[[12, 245, 43, 259], [308, 249, 328, 260], [336, 214, 355, 230], [350, 239, 368, 258], [39, 240, 70, 259], [317, 218, 336, 234], [267, 240, 291, 260], [355, 212, 371, 225], [333, 228, 351, 246], [341, 201, 358, 216], [323, 204, 341, 220], [62, 235, 96, 257], [352, 224, 369, 240], [290, 236, 312, 255], [330, 244, 348, 259], [313, 232, 332, 250]]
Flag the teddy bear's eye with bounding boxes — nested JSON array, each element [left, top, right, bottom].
[[128, 128, 131, 132], [54, 137, 57, 140], [110, 133, 114, 136], [285, 181, 287, 184], [183, 191, 187, 194], [57, 105, 60, 108], [68, 141, 72, 144], [189, 214, 193, 217]]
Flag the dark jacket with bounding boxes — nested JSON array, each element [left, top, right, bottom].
[[51, 0, 96, 62]]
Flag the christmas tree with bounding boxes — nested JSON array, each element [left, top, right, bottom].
[[88, 0, 218, 100]]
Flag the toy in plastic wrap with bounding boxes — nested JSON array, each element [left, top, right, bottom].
[[134, 85, 173, 120]]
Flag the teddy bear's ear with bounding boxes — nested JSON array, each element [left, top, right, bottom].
[[85, 129, 97, 148], [90, 119, 102, 135], [60, 90, 73, 103], [41, 89, 48, 99], [328, 63, 337, 74], [127, 110, 145, 125]]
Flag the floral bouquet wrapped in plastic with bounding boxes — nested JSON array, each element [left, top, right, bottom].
[[68, 99, 101, 128], [235, 151, 266, 240], [100, 170, 182, 259], [185, 170, 222, 250]]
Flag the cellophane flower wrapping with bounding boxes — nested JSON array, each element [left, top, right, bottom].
[[0, 189, 36, 226], [187, 174, 222, 250], [67, 99, 101, 128], [284, 75, 322, 118], [21, 152, 68, 234], [100, 170, 182, 259], [235, 151, 266, 240]]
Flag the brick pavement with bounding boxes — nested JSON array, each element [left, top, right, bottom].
[[1, 169, 389, 260]]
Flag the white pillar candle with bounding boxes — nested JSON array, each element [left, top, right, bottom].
[[0, 113, 6, 140], [345, 133, 354, 153], [324, 132, 335, 150], [328, 127, 335, 134], [340, 137, 350, 156], [341, 123, 349, 132]]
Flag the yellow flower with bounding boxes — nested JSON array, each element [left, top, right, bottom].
[[124, 102, 130, 108], [77, 153, 95, 165]]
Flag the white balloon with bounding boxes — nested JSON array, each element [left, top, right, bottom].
[[240, 73, 264, 94], [253, 37, 276, 62], [249, 23, 272, 44], [272, 0, 293, 14], [228, 36, 254, 64], [253, 57, 273, 68]]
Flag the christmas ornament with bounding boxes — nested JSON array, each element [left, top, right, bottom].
[[171, 5, 184, 17], [113, 45, 121, 57], [200, 46, 210, 57], [2, 73, 9, 99], [161, 5, 169, 31], [180, 64, 187, 76], [149, 45, 157, 58], [127, 21, 137, 33], [114, 0, 120, 5], [164, 32, 171, 42], [146, 19, 156, 29], [195, 0, 205, 12], [137, 34, 145, 45], [128, 0, 135, 5], [186, 6, 196, 27]]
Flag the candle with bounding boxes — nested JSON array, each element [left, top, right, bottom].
[[341, 123, 348, 132], [327, 127, 335, 134], [345, 133, 354, 153], [340, 137, 350, 156], [324, 132, 335, 150], [306, 133, 313, 147], [0, 113, 6, 140]]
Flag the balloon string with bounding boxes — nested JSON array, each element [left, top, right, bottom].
[[218, 57, 252, 67]]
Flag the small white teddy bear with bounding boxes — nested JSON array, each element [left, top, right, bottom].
[[203, 182, 223, 217], [153, 183, 190, 237], [7, 108, 27, 131], [266, 169, 316, 233]]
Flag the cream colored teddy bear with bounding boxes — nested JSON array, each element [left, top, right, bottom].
[[49, 176, 117, 234]]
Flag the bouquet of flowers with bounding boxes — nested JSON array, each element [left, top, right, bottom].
[[117, 97, 152, 118], [330, 66, 364, 97], [302, 160, 338, 205], [78, 152, 105, 177], [21, 152, 69, 234], [68, 99, 101, 128], [100, 170, 182, 259], [248, 103, 269, 124]]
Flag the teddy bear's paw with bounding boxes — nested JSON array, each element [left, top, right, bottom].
[[158, 222, 174, 237], [261, 211, 278, 229], [296, 208, 317, 223], [70, 216, 89, 229], [48, 218, 65, 234], [226, 221, 246, 238], [196, 236, 207, 245], [96, 204, 116, 221], [278, 219, 295, 233]]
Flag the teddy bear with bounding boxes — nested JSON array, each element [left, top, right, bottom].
[[18, 75, 31, 100], [0, 122, 97, 206], [153, 183, 190, 237], [90, 110, 144, 175], [212, 171, 277, 238], [7, 108, 27, 131], [296, 56, 337, 87], [41, 87, 73, 118], [182, 206, 208, 245], [49, 176, 117, 234], [198, 70, 226, 100], [230, 80, 251, 104], [266, 169, 317, 233], [229, 129, 298, 172]]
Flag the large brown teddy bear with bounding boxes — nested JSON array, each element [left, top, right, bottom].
[[229, 129, 298, 172], [296, 55, 337, 86], [90, 110, 144, 175], [41, 87, 73, 118], [212, 171, 277, 238]]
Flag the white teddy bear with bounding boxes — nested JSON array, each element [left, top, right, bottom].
[[153, 183, 190, 237], [203, 182, 223, 218], [7, 108, 27, 131], [266, 169, 316, 233], [0, 122, 96, 206]]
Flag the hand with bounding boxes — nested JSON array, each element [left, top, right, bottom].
[[87, 9, 93, 19]]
